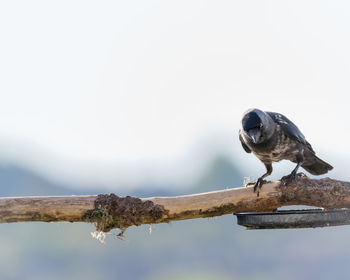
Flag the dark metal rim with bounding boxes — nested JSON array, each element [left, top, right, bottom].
[[234, 208, 350, 229], [235, 208, 350, 216]]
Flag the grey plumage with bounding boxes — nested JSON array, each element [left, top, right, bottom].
[[239, 108, 333, 193]]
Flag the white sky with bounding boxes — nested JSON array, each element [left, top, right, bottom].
[[0, 0, 349, 189]]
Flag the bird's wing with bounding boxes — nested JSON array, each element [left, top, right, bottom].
[[266, 111, 314, 152], [239, 130, 251, 153], [267, 111, 315, 153]]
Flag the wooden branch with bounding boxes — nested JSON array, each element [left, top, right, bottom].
[[1, 174, 350, 232]]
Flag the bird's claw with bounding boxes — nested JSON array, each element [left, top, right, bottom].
[[281, 172, 297, 186], [252, 178, 267, 196]]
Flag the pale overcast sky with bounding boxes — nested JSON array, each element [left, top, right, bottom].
[[0, 0, 349, 189]]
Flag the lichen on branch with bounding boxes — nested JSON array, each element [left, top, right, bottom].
[[84, 194, 167, 232]]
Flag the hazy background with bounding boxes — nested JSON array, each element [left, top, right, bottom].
[[0, 0, 349, 279]]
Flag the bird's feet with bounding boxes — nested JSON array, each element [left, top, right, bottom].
[[280, 172, 297, 186], [253, 178, 267, 193], [246, 177, 267, 196]]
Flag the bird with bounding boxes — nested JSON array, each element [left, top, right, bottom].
[[239, 108, 333, 193]]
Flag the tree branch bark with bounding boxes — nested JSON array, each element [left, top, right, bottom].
[[1, 174, 350, 232]]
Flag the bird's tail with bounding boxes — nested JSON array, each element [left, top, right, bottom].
[[302, 155, 333, 175]]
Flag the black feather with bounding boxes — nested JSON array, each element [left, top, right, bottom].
[[302, 155, 333, 175], [266, 111, 307, 145], [242, 111, 262, 131]]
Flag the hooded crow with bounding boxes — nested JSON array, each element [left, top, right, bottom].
[[239, 108, 333, 193]]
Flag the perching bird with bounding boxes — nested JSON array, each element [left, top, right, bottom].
[[239, 108, 333, 193]]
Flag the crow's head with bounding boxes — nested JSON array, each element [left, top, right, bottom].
[[241, 108, 275, 144]]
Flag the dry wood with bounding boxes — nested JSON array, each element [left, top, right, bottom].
[[0, 174, 350, 232]]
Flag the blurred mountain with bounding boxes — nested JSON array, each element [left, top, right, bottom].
[[0, 164, 177, 198], [192, 155, 244, 193], [0, 164, 79, 196]]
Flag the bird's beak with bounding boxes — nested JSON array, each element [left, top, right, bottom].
[[248, 128, 261, 144]]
